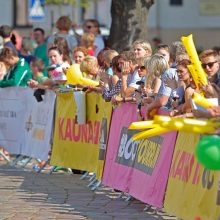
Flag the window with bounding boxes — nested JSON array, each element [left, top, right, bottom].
[[170, 0, 183, 6]]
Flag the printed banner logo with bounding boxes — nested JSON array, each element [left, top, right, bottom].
[[116, 127, 163, 175]]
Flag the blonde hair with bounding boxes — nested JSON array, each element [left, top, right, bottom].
[[81, 33, 95, 48], [145, 54, 169, 89], [132, 40, 152, 56], [176, 53, 190, 64], [103, 50, 119, 65], [136, 56, 150, 67], [199, 49, 220, 62], [80, 56, 98, 74]]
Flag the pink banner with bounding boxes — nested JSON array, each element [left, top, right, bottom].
[[102, 103, 177, 207]]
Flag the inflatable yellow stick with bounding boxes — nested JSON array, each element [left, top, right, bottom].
[[154, 115, 219, 134], [132, 127, 172, 141], [128, 120, 159, 130], [187, 64, 200, 90], [193, 92, 218, 108], [66, 64, 99, 87], [181, 34, 208, 87]]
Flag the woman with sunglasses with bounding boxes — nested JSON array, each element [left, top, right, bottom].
[[83, 19, 105, 57]]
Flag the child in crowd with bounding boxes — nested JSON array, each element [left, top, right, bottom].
[[29, 58, 48, 84], [80, 55, 99, 80], [80, 33, 95, 56], [80, 55, 102, 93]]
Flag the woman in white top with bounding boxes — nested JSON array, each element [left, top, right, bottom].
[[28, 46, 69, 89]]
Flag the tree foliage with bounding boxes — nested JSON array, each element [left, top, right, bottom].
[[44, 0, 95, 8]]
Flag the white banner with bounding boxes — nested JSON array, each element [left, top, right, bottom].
[[21, 89, 56, 160], [0, 87, 56, 160], [0, 87, 29, 154]]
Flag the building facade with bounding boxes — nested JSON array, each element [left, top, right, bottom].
[[0, 0, 220, 49]]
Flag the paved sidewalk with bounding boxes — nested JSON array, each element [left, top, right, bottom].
[[0, 161, 178, 220]]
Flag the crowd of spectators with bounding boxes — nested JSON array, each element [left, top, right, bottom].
[[0, 15, 220, 160]]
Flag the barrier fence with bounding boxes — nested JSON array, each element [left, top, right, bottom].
[[50, 92, 112, 180], [0, 87, 219, 220], [0, 87, 55, 160]]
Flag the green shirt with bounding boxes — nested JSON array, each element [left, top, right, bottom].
[[0, 58, 32, 87], [34, 43, 49, 77], [33, 43, 49, 68]]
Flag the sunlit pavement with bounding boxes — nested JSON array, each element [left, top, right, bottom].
[[0, 160, 178, 220]]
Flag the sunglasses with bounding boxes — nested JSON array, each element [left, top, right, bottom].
[[138, 66, 145, 71], [201, 61, 218, 69]]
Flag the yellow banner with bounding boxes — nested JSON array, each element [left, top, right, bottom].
[[50, 92, 112, 179], [164, 132, 220, 220]]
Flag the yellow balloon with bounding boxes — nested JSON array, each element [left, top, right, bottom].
[[181, 34, 208, 87], [187, 65, 201, 93], [80, 77, 99, 87], [154, 115, 218, 134], [66, 63, 82, 84], [193, 92, 218, 108], [132, 127, 172, 141], [128, 120, 159, 130], [66, 64, 99, 87]]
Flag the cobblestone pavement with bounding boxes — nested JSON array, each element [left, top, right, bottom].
[[0, 160, 178, 220]]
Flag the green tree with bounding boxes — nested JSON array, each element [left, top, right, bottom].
[[45, 0, 93, 8]]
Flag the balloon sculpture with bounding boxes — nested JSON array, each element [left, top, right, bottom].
[[129, 116, 220, 141], [193, 92, 218, 108], [129, 115, 220, 170], [66, 63, 99, 87]]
